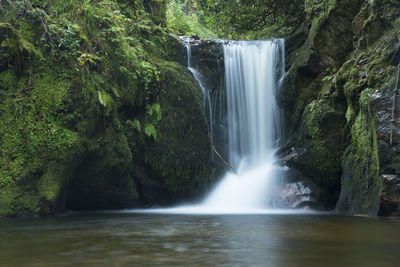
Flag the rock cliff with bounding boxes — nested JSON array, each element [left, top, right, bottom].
[[283, 0, 400, 215]]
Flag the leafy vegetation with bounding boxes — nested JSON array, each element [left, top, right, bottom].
[[198, 0, 305, 39], [165, 0, 305, 39], [0, 0, 215, 216], [0, 0, 165, 186], [166, 0, 216, 38]]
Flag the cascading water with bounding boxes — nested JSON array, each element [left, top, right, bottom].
[[141, 38, 288, 214], [225, 40, 284, 168], [199, 40, 285, 211], [185, 43, 214, 149]]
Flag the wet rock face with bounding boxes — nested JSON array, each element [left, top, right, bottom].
[[280, 0, 363, 210], [283, 0, 400, 215], [178, 37, 224, 93], [178, 37, 229, 163], [190, 39, 224, 93], [66, 127, 138, 211], [283, 100, 345, 205], [379, 175, 400, 216], [370, 87, 400, 175], [304, 0, 364, 75], [272, 167, 322, 210], [369, 81, 400, 216], [279, 182, 317, 209], [137, 62, 214, 205]]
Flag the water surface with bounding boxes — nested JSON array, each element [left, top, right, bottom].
[[1, 212, 400, 266]]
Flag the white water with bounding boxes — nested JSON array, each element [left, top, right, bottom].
[[127, 39, 286, 214], [198, 40, 285, 211], [147, 39, 287, 214], [224, 40, 284, 168]]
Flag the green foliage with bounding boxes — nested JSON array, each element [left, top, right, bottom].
[[144, 123, 157, 141], [97, 90, 114, 115], [132, 119, 142, 132], [0, 21, 42, 59], [198, 0, 305, 39], [0, 0, 215, 216], [0, 0, 179, 216], [166, 0, 216, 38], [125, 102, 163, 141], [322, 67, 338, 82], [78, 53, 102, 67], [0, 69, 77, 187], [143, 103, 163, 141], [139, 61, 159, 91], [147, 103, 162, 122]]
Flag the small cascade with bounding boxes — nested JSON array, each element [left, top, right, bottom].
[[184, 41, 214, 158]]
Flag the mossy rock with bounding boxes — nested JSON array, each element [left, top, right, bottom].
[[285, 98, 345, 208], [285, 0, 400, 215], [66, 126, 138, 210], [0, 0, 215, 216], [138, 61, 213, 204], [297, 0, 364, 75], [336, 100, 381, 215]]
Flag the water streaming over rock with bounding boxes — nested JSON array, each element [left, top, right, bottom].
[[224, 40, 285, 168], [174, 39, 286, 213], [199, 40, 285, 211], [185, 43, 214, 152]]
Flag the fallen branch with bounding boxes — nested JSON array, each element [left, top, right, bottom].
[[208, 132, 239, 176]]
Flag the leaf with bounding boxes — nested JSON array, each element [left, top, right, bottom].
[[144, 123, 157, 141], [98, 91, 105, 106], [322, 76, 332, 82], [98, 90, 111, 107], [146, 104, 162, 121], [71, 24, 80, 32], [111, 86, 120, 97], [132, 119, 141, 132], [153, 104, 162, 121]]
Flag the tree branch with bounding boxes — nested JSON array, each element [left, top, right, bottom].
[[208, 132, 239, 177]]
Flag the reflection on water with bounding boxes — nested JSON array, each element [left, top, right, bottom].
[[0, 212, 400, 266]]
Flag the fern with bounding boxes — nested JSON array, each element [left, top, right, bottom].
[[144, 123, 157, 141]]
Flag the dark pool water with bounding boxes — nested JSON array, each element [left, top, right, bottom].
[[1, 211, 400, 266]]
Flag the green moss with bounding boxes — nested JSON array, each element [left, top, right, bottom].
[[335, 37, 396, 126], [0, 0, 214, 216], [138, 61, 212, 194], [336, 99, 381, 215], [37, 168, 65, 203], [0, 184, 39, 217], [300, 0, 337, 62], [33, 69, 71, 112], [0, 70, 17, 90], [0, 65, 78, 189], [305, 0, 336, 14], [304, 100, 321, 138], [298, 99, 344, 189], [66, 127, 138, 210]]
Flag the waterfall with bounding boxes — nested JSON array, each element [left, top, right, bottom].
[[225, 40, 284, 168], [168, 38, 285, 213], [200, 39, 285, 211]]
